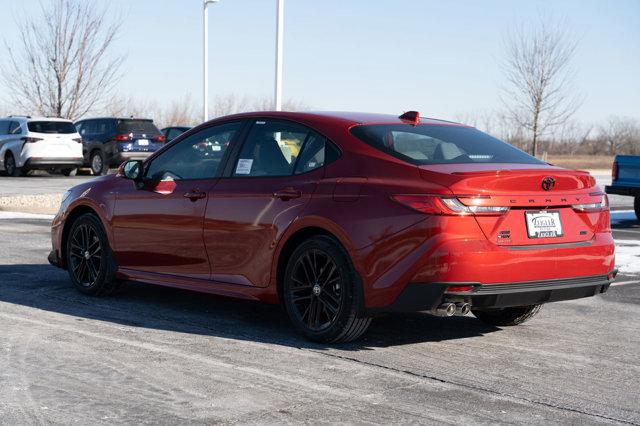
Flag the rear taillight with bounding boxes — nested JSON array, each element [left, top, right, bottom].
[[114, 133, 132, 141], [21, 137, 43, 143], [612, 162, 618, 181], [72, 137, 82, 143], [392, 195, 508, 216], [154, 135, 166, 143], [573, 194, 609, 212]]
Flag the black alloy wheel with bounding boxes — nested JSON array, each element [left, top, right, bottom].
[[283, 236, 372, 343], [68, 222, 103, 287], [289, 248, 344, 331], [65, 213, 120, 296]]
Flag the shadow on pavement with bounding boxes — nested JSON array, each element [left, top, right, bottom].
[[0, 264, 500, 350]]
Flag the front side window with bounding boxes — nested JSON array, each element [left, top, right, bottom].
[[145, 122, 241, 181], [233, 120, 333, 177], [350, 124, 543, 165]]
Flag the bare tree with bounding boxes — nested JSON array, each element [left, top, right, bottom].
[[598, 117, 640, 155], [501, 17, 582, 156], [1, 0, 124, 119]]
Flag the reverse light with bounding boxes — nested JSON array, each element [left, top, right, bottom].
[[572, 194, 609, 212], [392, 195, 508, 216]]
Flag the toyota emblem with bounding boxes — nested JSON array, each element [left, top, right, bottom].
[[541, 177, 556, 191]]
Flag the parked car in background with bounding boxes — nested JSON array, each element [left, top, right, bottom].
[[161, 126, 191, 143], [74, 117, 165, 175], [0, 116, 83, 176], [606, 155, 640, 220], [50, 111, 615, 343]]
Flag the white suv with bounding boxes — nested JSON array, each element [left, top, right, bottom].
[[0, 116, 84, 176]]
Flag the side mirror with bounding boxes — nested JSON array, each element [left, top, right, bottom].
[[120, 160, 144, 189]]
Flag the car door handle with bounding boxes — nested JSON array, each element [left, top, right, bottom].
[[273, 188, 302, 201], [183, 189, 206, 201]]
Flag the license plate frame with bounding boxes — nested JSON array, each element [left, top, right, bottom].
[[525, 210, 563, 239]]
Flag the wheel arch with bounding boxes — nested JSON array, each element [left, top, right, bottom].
[[273, 221, 362, 309], [60, 204, 106, 268]]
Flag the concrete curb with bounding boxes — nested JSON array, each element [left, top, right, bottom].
[[0, 194, 62, 215]]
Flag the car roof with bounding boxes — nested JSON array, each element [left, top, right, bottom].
[[75, 117, 154, 122], [1, 116, 73, 123], [212, 111, 467, 127]]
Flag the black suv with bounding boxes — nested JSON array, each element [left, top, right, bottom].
[[74, 118, 165, 175]]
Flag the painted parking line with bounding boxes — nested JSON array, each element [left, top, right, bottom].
[[613, 229, 640, 235], [610, 280, 640, 287]]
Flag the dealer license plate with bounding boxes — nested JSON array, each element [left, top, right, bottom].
[[525, 211, 563, 238]]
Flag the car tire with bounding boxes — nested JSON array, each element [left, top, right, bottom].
[[65, 213, 121, 296], [4, 152, 23, 177], [62, 168, 77, 177], [472, 305, 542, 326], [283, 235, 371, 343], [90, 151, 107, 176], [635, 196, 640, 221]]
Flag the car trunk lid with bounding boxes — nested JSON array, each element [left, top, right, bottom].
[[418, 164, 607, 246]]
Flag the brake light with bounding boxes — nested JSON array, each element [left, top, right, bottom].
[[21, 137, 43, 143], [72, 137, 82, 143], [154, 135, 166, 142], [612, 162, 618, 181], [392, 195, 508, 216], [114, 133, 131, 141], [573, 194, 608, 212]]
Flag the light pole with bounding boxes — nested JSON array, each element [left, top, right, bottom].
[[203, 0, 219, 122], [274, 0, 284, 111]]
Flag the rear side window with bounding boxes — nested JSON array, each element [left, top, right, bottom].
[[9, 121, 22, 134], [117, 120, 160, 135], [350, 124, 543, 165], [27, 121, 76, 134], [0, 121, 10, 134]]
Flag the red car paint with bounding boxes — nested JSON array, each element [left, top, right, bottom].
[[50, 111, 615, 310]]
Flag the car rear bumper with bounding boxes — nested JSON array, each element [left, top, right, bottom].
[[111, 151, 153, 165], [605, 185, 640, 196], [25, 157, 83, 168], [372, 271, 616, 313]]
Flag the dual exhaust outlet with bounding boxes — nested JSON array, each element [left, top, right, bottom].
[[433, 302, 470, 317]]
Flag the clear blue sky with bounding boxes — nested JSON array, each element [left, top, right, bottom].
[[1, 0, 638, 125]]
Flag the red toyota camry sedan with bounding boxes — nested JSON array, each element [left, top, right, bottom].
[[49, 111, 616, 342]]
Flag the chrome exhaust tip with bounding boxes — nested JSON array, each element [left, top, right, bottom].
[[455, 302, 471, 316], [434, 302, 456, 317]]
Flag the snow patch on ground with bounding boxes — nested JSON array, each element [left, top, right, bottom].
[[0, 211, 55, 220], [615, 239, 640, 275]]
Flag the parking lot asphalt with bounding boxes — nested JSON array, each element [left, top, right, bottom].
[[0, 211, 638, 424]]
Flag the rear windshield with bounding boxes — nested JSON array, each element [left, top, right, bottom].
[[27, 121, 77, 134], [350, 124, 543, 165], [116, 119, 160, 135]]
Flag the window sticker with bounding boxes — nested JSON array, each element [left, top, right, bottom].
[[235, 158, 253, 175]]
